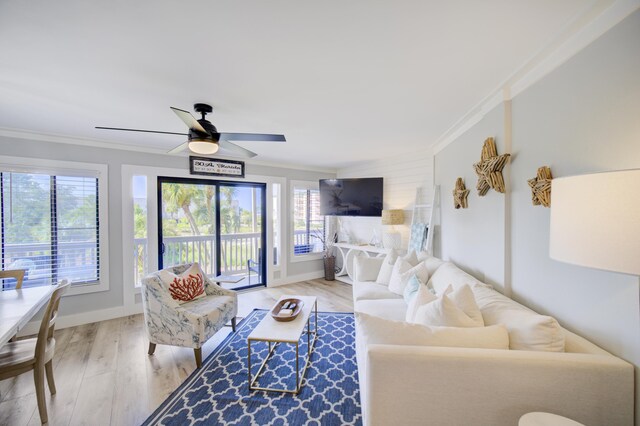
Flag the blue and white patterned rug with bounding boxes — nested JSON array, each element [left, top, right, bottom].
[[143, 310, 362, 426]]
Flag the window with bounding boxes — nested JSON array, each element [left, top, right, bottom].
[[1, 171, 100, 289], [133, 175, 148, 287], [292, 181, 324, 258], [272, 182, 281, 267]]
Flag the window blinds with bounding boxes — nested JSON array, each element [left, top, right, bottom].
[[1, 172, 99, 289], [293, 186, 323, 255]]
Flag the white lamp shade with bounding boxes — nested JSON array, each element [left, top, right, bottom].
[[549, 169, 640, 276]]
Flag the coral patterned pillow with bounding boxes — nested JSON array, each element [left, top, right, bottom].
[[159, 263, 207, 304]]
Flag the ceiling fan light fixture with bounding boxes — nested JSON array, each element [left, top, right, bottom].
[[188, 140, 219, 155]]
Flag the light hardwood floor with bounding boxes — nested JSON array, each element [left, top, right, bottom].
[[0, 279, 354, 426]]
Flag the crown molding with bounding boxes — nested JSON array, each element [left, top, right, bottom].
[[433, 0, 639, 155], [0, 127, 169, 154], [0, 127, 337, 174]]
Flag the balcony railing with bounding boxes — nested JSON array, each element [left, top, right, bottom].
[[1, 230, 324, 290], [2, 241, 98, 289]]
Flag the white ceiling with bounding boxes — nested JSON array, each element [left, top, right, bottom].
[[0, 0, 600, 169]]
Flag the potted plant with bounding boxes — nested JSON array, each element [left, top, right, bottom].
[[313, 230, 338, 281]]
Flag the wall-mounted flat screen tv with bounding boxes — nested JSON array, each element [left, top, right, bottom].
[[319, 178, 383, 217]]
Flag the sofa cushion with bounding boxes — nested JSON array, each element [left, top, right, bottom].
[[389, 261, 429, 296], [388, 258, 413, 294], [356, 312, 509, 349], [417, 252, 446, 276], [472, 286, 565, 352], [353, 281, 402, 302], [355, 298, 407, 322], [376, 250, 399, 285], [355, 257, 384, 282], [413, 294, 482, 327], [402, 250, 419, 266], [405, 282, 437, 322], [427, 262, 491, 294], [444, 284, 484, 326], [402, 273, 422, 304]]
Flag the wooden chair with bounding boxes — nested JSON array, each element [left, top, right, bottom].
[[0, 269, 25, 289], [0, 280, 70, 424]]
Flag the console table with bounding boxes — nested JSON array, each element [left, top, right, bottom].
[[334, 243, 390, 284]]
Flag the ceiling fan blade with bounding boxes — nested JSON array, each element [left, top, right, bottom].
[[219, 132, 286, 142], [167, 142, 189, 155], [95, 126, 187, 136], [170, 107, 207, 133], [218, 140, 258, 158]]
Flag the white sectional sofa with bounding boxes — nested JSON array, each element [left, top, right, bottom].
[[352, 255, 634, 426]]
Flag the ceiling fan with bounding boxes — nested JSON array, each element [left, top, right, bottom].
[[96, 103, 286, 158]]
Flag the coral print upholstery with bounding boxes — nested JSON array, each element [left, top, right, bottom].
[[142, 263, 238, 350]]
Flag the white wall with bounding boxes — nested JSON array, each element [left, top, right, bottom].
[[336, 148, 433, 248], [434, 103, 507, 290], [434, 10, 640, 421], [0, 137, 335, 325]]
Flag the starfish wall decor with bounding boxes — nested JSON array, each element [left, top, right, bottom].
[[453, 177, 470, 209], [528, 166, 553, 207], [473, 137, 510, 196]]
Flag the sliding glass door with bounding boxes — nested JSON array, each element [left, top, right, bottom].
[[158, 177, 266, 289]]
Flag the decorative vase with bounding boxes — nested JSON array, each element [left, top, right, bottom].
[[323, 256, 336, 281]]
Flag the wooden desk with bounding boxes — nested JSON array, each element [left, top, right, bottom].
[[0, 286, 55, 347]]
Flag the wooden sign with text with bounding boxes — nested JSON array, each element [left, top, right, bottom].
[[189, 156, 245, 178]]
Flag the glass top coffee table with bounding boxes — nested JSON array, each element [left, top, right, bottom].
[[247, 295, 318, 394]]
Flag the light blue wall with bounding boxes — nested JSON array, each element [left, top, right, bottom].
[[0, 137, 335, 316], [434, 10, 640, 420]]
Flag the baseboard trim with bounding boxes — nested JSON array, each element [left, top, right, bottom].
[[17, 303, 144, 337], [268, 271, 325, 287], [18, 271, 325, 335]]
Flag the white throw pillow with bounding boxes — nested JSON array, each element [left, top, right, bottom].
[[375, 250, 398, 285], [389, 260, 428, 296], [416, 252, 446, 276], [426, 262, 491, 295], [355, 257, 384, 282], [413, 294, 481, 327], [387, 258, 412, 294], [158, 263, 207, 305], [405, 282, 437, 322], [445, 284, 484, 326], [402, 250, 419, 267], [356, 312, 509, 350]]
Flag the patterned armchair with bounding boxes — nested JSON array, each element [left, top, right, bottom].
[[141, 264, 238, 368]]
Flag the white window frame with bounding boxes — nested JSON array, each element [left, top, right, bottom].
[[0, 155, 109, 296], [289, 180, 324, 263], [121, 164, 286, 308]]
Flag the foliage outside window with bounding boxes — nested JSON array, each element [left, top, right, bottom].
[[158, 181, 263, 277], [292, 184, 324, 256], [1, 171, 99, 289], [133, 176, 148, 286]]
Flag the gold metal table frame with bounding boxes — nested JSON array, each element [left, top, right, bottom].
[[248, 300, 318, 394]]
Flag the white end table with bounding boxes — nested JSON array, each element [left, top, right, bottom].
[[519, 412, 585, 426]]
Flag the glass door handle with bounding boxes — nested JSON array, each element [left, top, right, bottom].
[[161, 242, 166, 254]]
